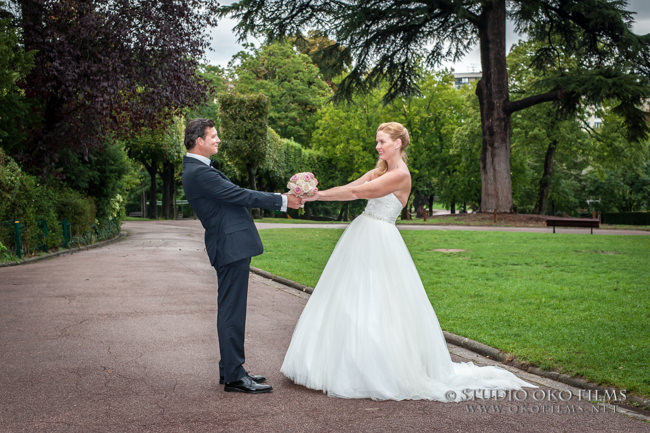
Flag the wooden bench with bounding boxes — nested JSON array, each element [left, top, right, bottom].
[[545, 217, 600, 234]]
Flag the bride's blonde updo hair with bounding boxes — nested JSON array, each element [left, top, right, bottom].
[[375, 122, 409, 176]]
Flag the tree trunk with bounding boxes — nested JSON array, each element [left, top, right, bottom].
[[533, 139, 558, 215], [428, 195, 434, 217], [140, 178, 147, 218], [413, 194, 427, 218], [477, 0, 513, 213], [247, 164, 260, 219], [143, 162, 158, 219], [450, 199, 456, 214], [337, 203, 349, 221], [162, 162, 176, 219]]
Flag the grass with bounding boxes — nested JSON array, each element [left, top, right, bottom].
[[254, 214, 650, 231], [252, 228, 650, 398], [255, 217, 347, 224], [122, 216, 159, 222]]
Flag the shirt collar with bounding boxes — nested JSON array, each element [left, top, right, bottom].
[[186, 152, 212, 167]]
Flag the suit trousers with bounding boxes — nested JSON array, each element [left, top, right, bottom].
[[215, 257, 251, 383]]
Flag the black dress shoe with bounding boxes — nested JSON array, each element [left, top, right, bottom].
[[219, 373, 266, 385], [224, 375, 272, 394]]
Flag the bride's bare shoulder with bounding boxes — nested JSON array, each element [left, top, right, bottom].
[[388, 167, 411, 181]]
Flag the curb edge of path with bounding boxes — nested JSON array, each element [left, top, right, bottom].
[[0, 231, 128, 268], [250, 266, 650, 413]]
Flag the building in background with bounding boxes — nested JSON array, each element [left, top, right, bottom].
[[453, 71, 482, 89]]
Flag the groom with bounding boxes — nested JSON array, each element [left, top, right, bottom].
[[182, 118, 301, 394]]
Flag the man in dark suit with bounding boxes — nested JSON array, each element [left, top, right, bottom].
[[182, 118, 301, 394]]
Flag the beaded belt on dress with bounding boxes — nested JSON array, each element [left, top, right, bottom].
[[361, 211, 395, 224]]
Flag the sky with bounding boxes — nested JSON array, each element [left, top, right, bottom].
[[205, 0, 650, 73]]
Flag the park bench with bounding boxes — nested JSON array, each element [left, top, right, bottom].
[[545, 217, 600, 234]]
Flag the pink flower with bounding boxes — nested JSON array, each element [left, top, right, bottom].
[[291, 175, 298, 181], [294, 186, 302, 195]]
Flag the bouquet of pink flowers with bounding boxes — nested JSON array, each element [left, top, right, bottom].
[[287, 172, 319, 197]]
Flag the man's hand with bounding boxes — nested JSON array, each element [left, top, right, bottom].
[[284, 193, 303, 209]]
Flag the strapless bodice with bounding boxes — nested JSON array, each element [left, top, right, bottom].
[[361, 193, 403, 224]]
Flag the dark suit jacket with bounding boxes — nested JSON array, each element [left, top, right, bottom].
[[182, 156, 282, 268]]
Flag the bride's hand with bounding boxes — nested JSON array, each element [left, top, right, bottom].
[[302, 191, 320, 202]]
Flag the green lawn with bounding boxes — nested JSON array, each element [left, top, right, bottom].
[[256, 217, 347, 224], [252, 228, 650, 398]]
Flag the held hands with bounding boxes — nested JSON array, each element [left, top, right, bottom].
[[284, 193, 304, 210]]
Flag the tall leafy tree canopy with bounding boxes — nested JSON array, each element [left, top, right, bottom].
[[219, 92, 270, 194], [228, 41, 331, 145], [221, 0, 650, 212], [5, 0, 218, 172]]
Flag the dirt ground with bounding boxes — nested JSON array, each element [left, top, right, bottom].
[[422, 212, 551, 227]]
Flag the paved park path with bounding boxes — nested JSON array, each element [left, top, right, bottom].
[[0, 220, 648, 433]]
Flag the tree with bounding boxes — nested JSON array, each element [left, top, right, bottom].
[[159, 118, 185, 219], [57, 139, 133, 220], [311, 88, 385, 219], [399, 71, 469, 215], [6, 0, 217, 174], [507, 40, 591, 214], [124, 119, 184, 219], [580, 110, 650, 213], [221, 0, 650, 212], [219, 92, 270, 218], [0, 10, 34, 151], [185, 64, 227, 125], [289, 30, 352, 85], [447, 84, 483, 212], [258, 128, 332, 218], [228, 41, 331, 145]]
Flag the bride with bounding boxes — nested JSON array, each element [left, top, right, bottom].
[[281, 122, 536, 401]]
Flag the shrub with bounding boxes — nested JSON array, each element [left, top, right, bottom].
[[52, 186, 96, 238], [0, 148, 60, 254], [0, 240, 17, 262], [0, 148, 98, 256]]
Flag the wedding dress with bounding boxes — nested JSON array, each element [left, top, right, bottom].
[[281, 193, 536, 401]]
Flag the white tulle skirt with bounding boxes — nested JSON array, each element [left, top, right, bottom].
[[281, 214, 535, 401]]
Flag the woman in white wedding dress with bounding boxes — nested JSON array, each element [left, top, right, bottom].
[[281, 122, 536, 401]]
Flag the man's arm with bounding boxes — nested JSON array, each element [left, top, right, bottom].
[[193, 166, 305, 210]]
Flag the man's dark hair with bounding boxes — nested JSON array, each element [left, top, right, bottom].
[[184, 118, 216, 150]]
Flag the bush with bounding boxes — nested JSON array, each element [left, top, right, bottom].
[[602, 212, 650, 225], [0, 148, 101, 257], [0, 240, 17, 262], [95, 218, 121, 241], [0, 148, 60, 254], [258, 128, 342, 219], [52, 186, 96, 238]]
